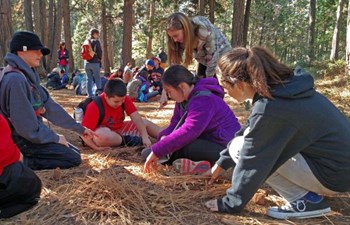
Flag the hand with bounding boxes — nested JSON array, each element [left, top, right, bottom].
[[159, 90, 168, 109], [144, 151, 158, 173], [205, 199, 219, 212], [19, 153, 24, 162], [142, 136, 152, 147], [58, 134, 69, 147], [81, 128, 98, 139], [208, 164, 223, 185], [160, 135, 167, 140]]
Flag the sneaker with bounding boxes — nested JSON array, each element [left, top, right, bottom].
[[122, 135, 142, 146], [172, 158, 211, 175], [267, 197, 331, 219]]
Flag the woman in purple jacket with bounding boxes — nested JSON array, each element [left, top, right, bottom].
[[144, 65, 240, 174]]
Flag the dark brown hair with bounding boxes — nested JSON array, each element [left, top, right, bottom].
[[218, 47, 293, 99]]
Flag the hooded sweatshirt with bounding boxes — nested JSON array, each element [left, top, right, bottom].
[[217, 68, 350, 213], [0, 53, 85, 144], [151, 78, 241, 158]]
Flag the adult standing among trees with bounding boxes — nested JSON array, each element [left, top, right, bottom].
[[0, 31, 95, 170], [160, 12, 231, 108], [204, 47, 350, 220], [84, 28, 103, 97], [57, 41, 69, 75]]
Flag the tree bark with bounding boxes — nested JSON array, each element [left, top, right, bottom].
[[101, 0, 111, 73], [308, 0, 316, 63], [243, 0, 251, 47], [346, 0, 350, 75], [49, 0, 63, 70], [0, 0, 13, 65], [62, 0, 74, 73], [121, 0, 134, 68], [24, 0, 34, 31], [146, 0, 155, 58], [209, 0, 215, 23], [232, 0, 245, 47], [198, 0, 205, 16], [330, 0, 345, 61]]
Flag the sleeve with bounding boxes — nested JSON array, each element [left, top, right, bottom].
[[124, 96, 137, 116], [156, 104, 182, 140], [95, 41, 102, 60], [81, 101, 100, 131], [40, 86, 85, 134], [5, 75, 59, 144], [217, 113, 298, 213], [151, 96, 216, 158]]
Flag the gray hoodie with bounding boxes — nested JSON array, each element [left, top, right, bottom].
[[0, 53, 84, 144], [217, 68, 350, 213]]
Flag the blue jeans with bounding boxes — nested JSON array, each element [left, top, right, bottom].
[[58, 64, 69, 74], [84, 62, 101, 97], [17, 141, 82, 170]]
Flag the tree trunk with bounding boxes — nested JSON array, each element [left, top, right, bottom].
[[101, 0, 111, 73], [121, 0, 134, 68], [330, 0, 345, 61], [146, 0, 155, 58], [308, 0, 316, 63], [24, 0, 34, 31], [62, 0, 74, 73], [198, 0, 205, 16], [346, 0, 350, 76], [208, 0, 215, 23], [49, 0, 63, 70], [0, 0, 13, 66], [48, 0, 55, 70], [232, 0, 245, 47], [243, 0, 251, 47]]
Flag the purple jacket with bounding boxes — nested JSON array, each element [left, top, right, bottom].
[[152, 78, 241, 158]]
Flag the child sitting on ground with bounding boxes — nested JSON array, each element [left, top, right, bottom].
[[81, 78, 162, 150]]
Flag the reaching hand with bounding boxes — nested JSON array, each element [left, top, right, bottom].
[[144, 151, 159, 173], [208, 164, 223, 185], [58, 134, 69, 147], [82, 127, 98, 139], [142, 136, 152, 147]]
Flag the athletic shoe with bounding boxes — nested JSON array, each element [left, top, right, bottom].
[[172, 158, 211, 175], [267, 196, 331, 219], [122, 135, 142, 146]]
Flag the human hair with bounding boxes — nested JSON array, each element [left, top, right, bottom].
[[218, 46, 294, 99], [90, 28, 99, 37], [51, 67, 61, 74], [137, 70, 149, 80], [166, 12, 197, 67], [59, 41, 65, 49], [162, 65, 198, 90], [104, 78, 127, 97]]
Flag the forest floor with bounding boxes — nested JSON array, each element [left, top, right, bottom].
[[2, 74, 350, 225]]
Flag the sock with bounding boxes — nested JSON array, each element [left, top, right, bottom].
[[302, 191, 323, 203]]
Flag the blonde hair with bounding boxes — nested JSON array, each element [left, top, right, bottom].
[[166, 12, 198, 67], [218, 47, 293, 99]]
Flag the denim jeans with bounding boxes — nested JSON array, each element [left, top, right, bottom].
[[17, 140, 81, 170], [228, 135, 337, 203], [0, 162, 41, 218], [58, 64, 69, 75], [84, 62, 101, 97]]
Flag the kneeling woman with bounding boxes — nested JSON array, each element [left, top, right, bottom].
[[205, 47, 350, 220], [144, 65, 241, 174]]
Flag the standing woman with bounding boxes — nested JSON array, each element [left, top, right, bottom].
[[205, 47, 350, 220], [160, 12, 231, 107], [57, 41, 69, 75]]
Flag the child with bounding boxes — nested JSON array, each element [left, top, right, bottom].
[[0, 114, 42, 218], [205, 47, 350, 219], [53, 69, 69, 90], [81, 78, 162, 150], [46, 67, 61, 89], [143, 65, 241, 174], [135, 70, 151, 102]]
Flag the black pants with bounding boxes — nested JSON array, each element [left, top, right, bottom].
[[16, 139, 81, 170], [167, 139, 226, 166], [0, 162, 41, 218]]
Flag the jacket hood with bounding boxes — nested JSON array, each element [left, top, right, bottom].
[[191, 78, 224, 99], [270, 67, 316, 99], [4, 53, 40, 85]]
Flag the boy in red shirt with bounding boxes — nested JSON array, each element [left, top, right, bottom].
[[81, 79, 161, 151], [0, 114, 41, 218]]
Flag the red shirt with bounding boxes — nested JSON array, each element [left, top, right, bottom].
[[0, 114, 21, 175], [82, 93, 137, 132]]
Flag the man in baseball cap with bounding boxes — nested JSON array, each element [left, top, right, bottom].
[[0, 31, 96, 171]]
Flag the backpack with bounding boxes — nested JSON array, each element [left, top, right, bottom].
[[74, 96, 125, 127], [0, 65, 24, 83], [81, 39, 95, 60]]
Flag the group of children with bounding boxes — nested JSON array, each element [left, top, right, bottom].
[[1, 11, 350, 221]]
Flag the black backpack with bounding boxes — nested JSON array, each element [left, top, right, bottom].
[[75, 96, 125, 127]]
